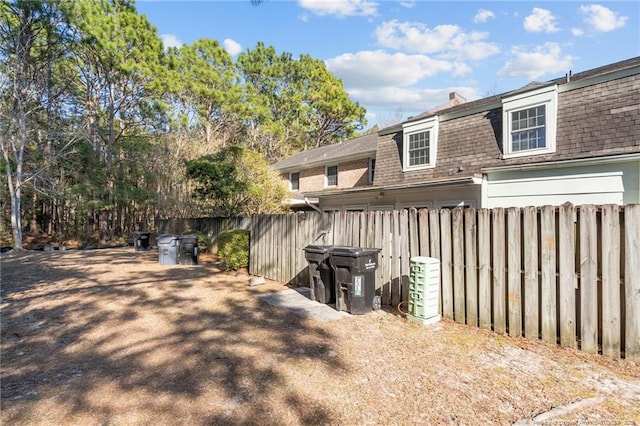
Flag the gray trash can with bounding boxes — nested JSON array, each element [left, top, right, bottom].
[[303, 245, 335, 304], [179, 235, 198, 265], [329, 246, 381, 315], [157, 234, 179, 265]]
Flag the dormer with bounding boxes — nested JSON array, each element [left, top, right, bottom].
[[402, 115, 439, 172], [501, 84, 558, 159]]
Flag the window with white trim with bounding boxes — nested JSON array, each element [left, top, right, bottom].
[[289, 172, 299, 191], [503, 85, 558, 158], [325, 165, 338, 187], [403, 116, 438, 171]]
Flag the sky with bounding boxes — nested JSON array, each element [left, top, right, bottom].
[[136, 0, 640, 129]]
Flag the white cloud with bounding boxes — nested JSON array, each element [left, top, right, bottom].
[[579, 4, 628, 32], [474, 9, 495, 24], [160, 34, 183, 49], [571, 27, 584, 36], [400, 1, 415, 8], [348, 86, 479, 113], [298, 0, 378, 17], [374, 20, 500, 60], [523, 8, 559, 33], [223, 38, 242, 56], [325, 50, 464, 88], [498, 43, 575, 80]]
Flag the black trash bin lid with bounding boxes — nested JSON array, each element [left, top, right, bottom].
[[330, 246, 381, 257], [304, 244, 332, 254]]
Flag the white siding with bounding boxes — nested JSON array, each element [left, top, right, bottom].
[[484, 161, 640, 208]]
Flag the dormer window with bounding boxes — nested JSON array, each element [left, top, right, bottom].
[[403, 116, 439, 171], [510, 105, 546, 152], [502, 85, 558, 158]]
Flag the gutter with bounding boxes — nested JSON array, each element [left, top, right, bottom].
[[482, 153, 640, 173], [275, 149, 377, 173], [304, 176, 482, 198]]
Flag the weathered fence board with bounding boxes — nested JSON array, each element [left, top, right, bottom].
[[523, 206, 539, 339], [465, 208, 478, 327], [507, 207, 522, 337], [400, 209, 410, 303], [625, 204, 640, 360], [418, 209, 429, 257], [453, 208, 465, 324], [381, 211, 392, 305], [440, 209, 454, 321], [540, 206, 557, 344], [477, 209, 491, 330], [391, 210, 401, 308], [580, 205, 598, 353], [559, 204, 577, 349], [492, 208, 506, 334], [601, 205, 621, 358]]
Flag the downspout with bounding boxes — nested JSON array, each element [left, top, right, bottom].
[[304, 197, 322, 213], [305, 197, 329, 244]]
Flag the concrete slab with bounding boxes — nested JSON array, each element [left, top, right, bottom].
[[255, 287, 350, 322]]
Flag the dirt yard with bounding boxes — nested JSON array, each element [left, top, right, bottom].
[[1, 248, 639, 425]]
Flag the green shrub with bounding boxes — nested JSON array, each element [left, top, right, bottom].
[[218, 229, 249, 270], [183, 230, 212, 253]]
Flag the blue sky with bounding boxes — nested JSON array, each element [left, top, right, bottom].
[[136, 0, 639, 129]]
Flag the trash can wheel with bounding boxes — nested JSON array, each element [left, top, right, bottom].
[[372, 295, 381, 310]]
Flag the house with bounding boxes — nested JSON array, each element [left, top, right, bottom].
[[273, 57, 640, 211]]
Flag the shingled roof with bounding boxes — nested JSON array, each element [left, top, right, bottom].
[[272, 132, 378, 171], [406, 56, 640, 123]]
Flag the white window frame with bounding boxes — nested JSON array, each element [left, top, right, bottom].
[[502, 85, 558, 159], [403, 116, 439, 171], [368, 158, 376, 184], [289, 172, 299, 191], [325, 165, 338, 187]]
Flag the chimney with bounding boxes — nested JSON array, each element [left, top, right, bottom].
[[449, 92, 467, 105]]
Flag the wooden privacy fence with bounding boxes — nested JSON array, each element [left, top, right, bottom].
[[248, 204, 639, 359]]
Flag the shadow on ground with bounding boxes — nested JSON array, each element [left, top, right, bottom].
[[1, 249, 344, 424]]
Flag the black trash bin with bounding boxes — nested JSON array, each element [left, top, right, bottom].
[[303, 245, 335, 304], [157, 234, 179, 265], [179, 235, 198, 265], [133, 231, 151, 251], [329, 246, 381, 315]]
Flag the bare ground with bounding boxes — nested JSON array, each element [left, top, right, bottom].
[[1, 248, 639, 425]]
